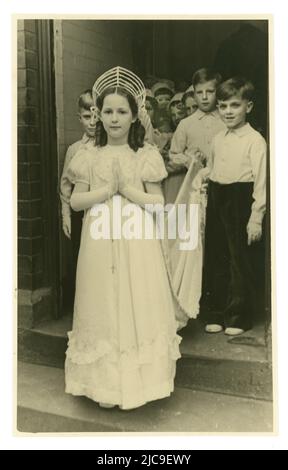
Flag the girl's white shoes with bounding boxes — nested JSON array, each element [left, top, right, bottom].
[[99, 402, 115, 409], [99, 402, 141, 411]]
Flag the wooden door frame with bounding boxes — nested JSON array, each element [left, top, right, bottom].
[[37, 19, 61, 318]]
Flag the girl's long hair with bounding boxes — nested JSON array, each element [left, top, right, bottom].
[[95, 87, 145, 152]]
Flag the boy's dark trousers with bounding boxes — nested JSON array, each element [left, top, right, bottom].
[[201, 181, 264, 331], [70, 209, 83, 294]]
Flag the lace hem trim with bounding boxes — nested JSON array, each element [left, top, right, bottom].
[[66, 331, 182, 366]]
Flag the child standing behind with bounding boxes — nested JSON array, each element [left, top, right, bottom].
[[169, 68, 225, 169], [182, 85, 198, 117], [203, 77, 266, 336], [151, 81, 174, 112], [163, 92, 187, 204], [169, 92, 187, 131], [60, 90, 96, 296]]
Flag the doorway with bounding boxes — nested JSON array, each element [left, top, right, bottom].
[[53, 19, 270, 339]]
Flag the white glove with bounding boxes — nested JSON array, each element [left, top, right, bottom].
[[108, 161, 120, 197]]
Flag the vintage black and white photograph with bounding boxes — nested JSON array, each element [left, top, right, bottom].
[[16, 17, 274, 434]]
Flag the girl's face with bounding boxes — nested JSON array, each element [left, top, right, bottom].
[[170, 104, 186, 128], [184, 96, 198, 116], [100, 93, 136, 145], [155, 93, 172, 110]]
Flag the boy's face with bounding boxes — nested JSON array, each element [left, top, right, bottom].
[[194, 80, 217, 113], [155, 93, 172, 110], [78, 107, 97, 137], [217, 94, 253, 129]]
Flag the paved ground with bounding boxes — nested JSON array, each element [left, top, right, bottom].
[[17, 361, 274, 434]]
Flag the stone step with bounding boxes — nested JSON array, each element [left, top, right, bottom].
[[17, 361, 273, 433], [18, 316, 273, 401]]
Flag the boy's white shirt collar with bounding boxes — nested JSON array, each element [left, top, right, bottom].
[[196, 108, 220, 120], [82, 133, 94, 143], [224, 122, 252, 137]]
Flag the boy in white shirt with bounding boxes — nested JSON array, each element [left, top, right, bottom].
[[203, 77, 266, 336], [169, 68, 226, 170], [60, 90, 96, 240], [60, 90, 96, 301]]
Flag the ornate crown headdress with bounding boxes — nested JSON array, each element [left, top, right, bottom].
[[92, 66, 146, 111]]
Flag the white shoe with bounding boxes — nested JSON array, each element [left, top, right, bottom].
[[99, 402, 115, 409], [225, 327, 244, 336], [205, 324, 223, 333]]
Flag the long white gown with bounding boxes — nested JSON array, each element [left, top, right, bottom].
[[65, 143, 183, 410]]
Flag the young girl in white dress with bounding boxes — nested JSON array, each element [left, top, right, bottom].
[[64, 67, 186, 410]]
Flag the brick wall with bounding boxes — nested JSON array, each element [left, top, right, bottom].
[[54, 20, 136, 171], [18, 19, 44, 294], [18, 20, 58, 328]]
